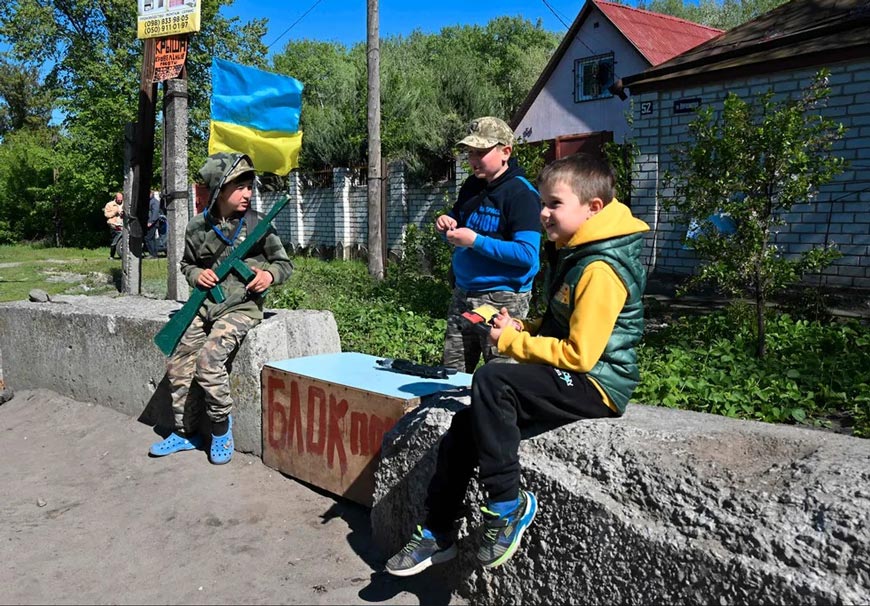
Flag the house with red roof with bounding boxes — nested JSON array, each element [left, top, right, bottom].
[[511, 0, 721, 159]]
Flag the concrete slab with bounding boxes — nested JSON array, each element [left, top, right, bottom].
[[0, 295, 342, 455], [372, 392, 870, 605]]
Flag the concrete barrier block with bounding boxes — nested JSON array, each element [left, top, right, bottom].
[[0, 295, 341, 455], [372, 393, 870, 605]]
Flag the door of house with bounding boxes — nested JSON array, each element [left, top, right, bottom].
[[554, 131, 613, 160]]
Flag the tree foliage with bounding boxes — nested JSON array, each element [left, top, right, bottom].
[[269, 17, 559, 179], [664, 71, 846, 357], [0, 0, 266, 246]]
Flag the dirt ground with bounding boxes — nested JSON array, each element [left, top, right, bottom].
[[0, 389, 466, 605]]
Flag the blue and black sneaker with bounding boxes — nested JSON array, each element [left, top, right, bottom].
[[385, 525, 458, 577], [477, 489, 537, 568]]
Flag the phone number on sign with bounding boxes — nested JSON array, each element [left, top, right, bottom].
[[142, 14, 190, 36]]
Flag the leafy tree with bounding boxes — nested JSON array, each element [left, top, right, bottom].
[[272, 39, 365, 169], [269, 16, 559, 181], [0, 0, 266, 246], [0, 56, 53, 138], [664, 71, 846, 357]]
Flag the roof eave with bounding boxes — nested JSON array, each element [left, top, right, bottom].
[[510, 1, 597, 130], [624, 16, 870, 91]]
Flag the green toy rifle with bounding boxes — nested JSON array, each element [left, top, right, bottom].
[[153, 194, 289, 356]]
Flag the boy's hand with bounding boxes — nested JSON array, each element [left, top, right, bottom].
[[488, 307, 521, 344], [435, 215, 457, 233], [446, 227, 477, 248], [196, 269, 219, 289], [246, 267, 274, 294]]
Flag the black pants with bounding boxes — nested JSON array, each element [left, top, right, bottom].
[[424, 362, 616, 534], [109, 229, 122, 258], [144, 223, 159, 257]]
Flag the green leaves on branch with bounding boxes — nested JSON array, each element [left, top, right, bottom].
[[664, 70, 846, 357], [269, 17, 559, 179]]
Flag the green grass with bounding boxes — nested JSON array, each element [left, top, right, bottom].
[[0, 243, 170, 302]]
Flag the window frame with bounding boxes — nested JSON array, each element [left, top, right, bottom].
[[573, 53, 616, 103]]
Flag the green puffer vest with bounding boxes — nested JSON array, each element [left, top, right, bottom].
[[538, 233, 647, 414]]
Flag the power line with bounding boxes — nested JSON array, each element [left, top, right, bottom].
[[265, 0, 325, 50], [542, 0, 574, 29], [541, 0, 598, 55]]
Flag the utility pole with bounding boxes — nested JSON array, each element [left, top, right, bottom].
[[366, 0, 384, 280], [163, 77, 190, 302]]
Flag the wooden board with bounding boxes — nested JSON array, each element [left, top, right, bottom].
[[261, 352, 472, 506]]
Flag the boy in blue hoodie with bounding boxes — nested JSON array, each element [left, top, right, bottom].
[[437, 116, 541, 373]]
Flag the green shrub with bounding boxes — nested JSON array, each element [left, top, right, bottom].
[[267, 255, 447, 366], [637, 307, 870, 437]]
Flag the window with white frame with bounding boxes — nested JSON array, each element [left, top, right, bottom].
[[574, 53, 615, 102]]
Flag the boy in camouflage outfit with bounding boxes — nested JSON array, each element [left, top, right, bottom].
[[149, 152, 293, 465]]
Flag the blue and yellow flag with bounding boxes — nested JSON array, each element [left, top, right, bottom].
[[208, 58, 304, 175]]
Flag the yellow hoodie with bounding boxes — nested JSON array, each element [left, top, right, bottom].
[[498, 200, 649, 410]]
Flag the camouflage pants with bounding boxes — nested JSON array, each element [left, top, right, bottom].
[[167, 312, 259, 434], [442, 288, 531, 374]]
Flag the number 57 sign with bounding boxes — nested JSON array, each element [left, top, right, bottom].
[[137, 0, 201, 39]]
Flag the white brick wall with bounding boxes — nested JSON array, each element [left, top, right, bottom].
[[259, 162, 461, 259], [631, 59, 870, 289]]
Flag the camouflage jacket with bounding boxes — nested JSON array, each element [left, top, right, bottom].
[[180, 209, 293, 322]]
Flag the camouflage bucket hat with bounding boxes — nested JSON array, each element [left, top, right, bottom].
[[457, 116, 514, 149], [197, 152, 256, 211], [198, 152, 255, 194]]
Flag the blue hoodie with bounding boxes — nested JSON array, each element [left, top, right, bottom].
[[448, 158, 541, 292]]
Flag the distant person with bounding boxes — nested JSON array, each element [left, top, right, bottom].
[[149, 152, 293, 465], [102, 192, 124, 259], [386, 153, 649, 576], [436, 116, 541, 373], [145, 189, 162, 258]]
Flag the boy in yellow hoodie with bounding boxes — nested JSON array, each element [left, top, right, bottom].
[[386, 153, 650, 576]]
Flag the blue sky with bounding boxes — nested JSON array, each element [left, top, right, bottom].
[[222, 0, 591, 53]]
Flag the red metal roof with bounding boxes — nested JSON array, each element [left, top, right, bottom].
[[594, 0, 723, 66]]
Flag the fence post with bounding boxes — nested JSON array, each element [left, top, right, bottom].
[[333, 167, 351, 260]]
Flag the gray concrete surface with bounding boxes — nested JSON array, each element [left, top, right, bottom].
[[0, 389, 466, 605], [372, 391, 870, 605], [0, 295, 341, 455]]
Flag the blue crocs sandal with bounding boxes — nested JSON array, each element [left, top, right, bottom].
[[209, 415, 234, 465], [149, 432, 202, 457]]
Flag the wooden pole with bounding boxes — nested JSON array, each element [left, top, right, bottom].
[[124, 36, 158, 294], [366, 0, 384, 280]]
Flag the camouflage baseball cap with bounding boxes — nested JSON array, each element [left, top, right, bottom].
[[457, 116, 514, 149], [197, 152, 255, 194]]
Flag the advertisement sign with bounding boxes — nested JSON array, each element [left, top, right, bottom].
[[153, 35, 188, 82], [137, 0, 201, 39]]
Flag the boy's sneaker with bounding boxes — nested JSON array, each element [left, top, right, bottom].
[[477, 489, 537, 569], [385, 525, 458, 577]]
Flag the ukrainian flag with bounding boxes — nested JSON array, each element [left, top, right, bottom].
[[208, 58, 304, 175]]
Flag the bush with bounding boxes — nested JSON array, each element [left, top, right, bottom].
[[637, 306, 870, 437], [267, 255, 447, 366]]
